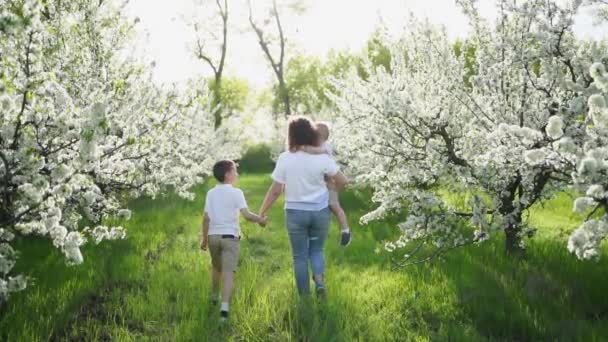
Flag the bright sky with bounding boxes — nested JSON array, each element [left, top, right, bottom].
[[125, 0, 607, 88]]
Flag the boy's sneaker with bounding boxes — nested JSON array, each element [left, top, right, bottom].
[[211, 298, 218, 306], [220, 310, 229, 322], [315, 283, 326, 299], [340, 230, 351, 247]]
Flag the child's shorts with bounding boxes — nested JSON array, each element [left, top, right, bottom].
[[208, 235, 240, 273], [329, 189, 339, 206]]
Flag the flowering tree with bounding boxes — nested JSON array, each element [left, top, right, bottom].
[[567, 61, 608, 259], [0, 0, 232, 300], [586, 0, 608, 23], [330, 0, 606, 264]]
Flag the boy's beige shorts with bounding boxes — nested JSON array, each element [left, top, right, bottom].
[[208, 235, 240, 273]]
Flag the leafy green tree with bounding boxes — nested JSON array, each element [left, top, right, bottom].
[[265, 31, 396, 115], [454, 40, 477, 88], [278, 55, 323, 113], [270, 51, 360, 114], [209, 76, 250, 116], [323, 50, 361, 107], [359, 29, 392, 78]]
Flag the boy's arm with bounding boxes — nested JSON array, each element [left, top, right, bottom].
[[200, 212, 210, 250], [236, 190, 266, 227], [301, 145, 327, 155], [240, 208, 266, 227]]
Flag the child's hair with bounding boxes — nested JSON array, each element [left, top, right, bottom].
[[315, 122, 330, 141], [212, 160, 235, 182]]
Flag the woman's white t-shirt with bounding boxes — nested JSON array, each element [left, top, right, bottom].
[[271, 151, 339, 211]]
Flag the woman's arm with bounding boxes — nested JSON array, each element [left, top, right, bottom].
[[259, 181, 284, 217]]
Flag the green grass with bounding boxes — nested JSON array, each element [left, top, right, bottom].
[[1, 174, 608, 341]]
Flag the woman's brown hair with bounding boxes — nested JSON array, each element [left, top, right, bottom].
[[287, 116, 319, 151]]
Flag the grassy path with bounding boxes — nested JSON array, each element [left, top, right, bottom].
[[2, 174, 608, 341]]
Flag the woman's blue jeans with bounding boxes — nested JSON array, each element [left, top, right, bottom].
[[285, 207, 330, 295]]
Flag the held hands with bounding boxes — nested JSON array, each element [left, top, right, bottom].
[[258, 215, 268, 228], [200, 238, 208, 251]]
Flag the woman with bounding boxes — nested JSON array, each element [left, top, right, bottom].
[[259, 116, 347, 296]]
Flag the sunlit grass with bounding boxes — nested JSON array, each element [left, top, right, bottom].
[[1, 174, 608, 341]]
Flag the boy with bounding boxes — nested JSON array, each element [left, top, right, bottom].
[[200, 160, 266, 322], [302, 122, 352, 246]]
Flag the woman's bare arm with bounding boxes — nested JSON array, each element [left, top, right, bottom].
[[259, 181, 284, 217]]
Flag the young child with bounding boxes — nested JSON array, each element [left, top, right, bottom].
[[200, 160, 266, 322], [301, 122, 352, 246]]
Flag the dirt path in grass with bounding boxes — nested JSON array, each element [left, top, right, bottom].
[[50, 225, 187, 341]]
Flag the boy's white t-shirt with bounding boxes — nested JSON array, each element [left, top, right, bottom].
[[271, 151, 339, 211], [204, 184, 247, 236]]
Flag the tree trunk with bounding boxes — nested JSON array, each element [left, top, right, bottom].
[[279, 79, 291, 116], [0, 209, 9, 228], [505, 223, 523, 255], [500, 177, 525, 256], [212, 77, 222, 129]]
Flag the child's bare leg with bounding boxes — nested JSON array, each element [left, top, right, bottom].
[[329, 203, 349, 231], [330, 201, 351, 247]]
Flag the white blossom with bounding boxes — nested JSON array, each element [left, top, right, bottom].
[[554, 137, 577, 154], [592, 108, 608, 128], [7, 276, 27, 293], [586, 185, 606, 199], [0, 243, 17, 275], [546, 116, 564, 140], [0, 229, 15, 242], [62, 232, 85, 265], [574, 197, 596, 214], [578, 157, 598, 175], [18, 184, 43, 204], [49, 226, 68, 247], [90, 225, 126, 244], [384, 242, 396, 252], [588, 94, 606, 112], [82, 191, 98, 206], [524, 149, 549, 165], [117, 209, 132, 220], [0, 95, 13, 111], [568, 220, 608, 260], [590, 63, 608, 91], [50, 164, 70, 182]]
